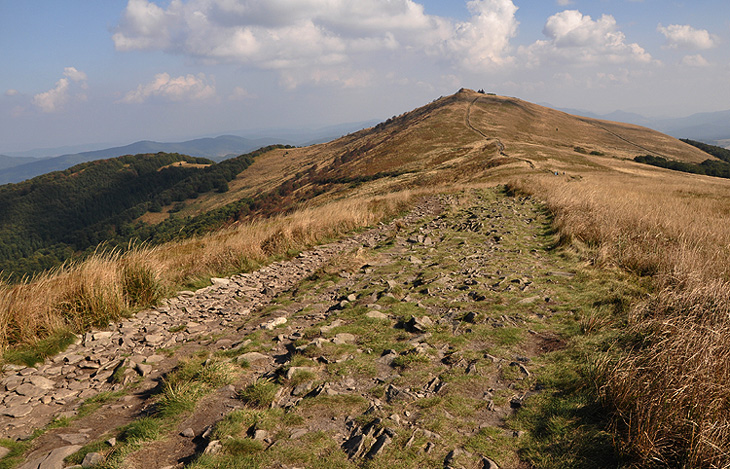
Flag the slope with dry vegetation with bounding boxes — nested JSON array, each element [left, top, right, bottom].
[[2, 89, 730, 468]]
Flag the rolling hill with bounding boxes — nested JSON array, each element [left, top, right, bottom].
[[4, 89, 730, 469], [0, 135, 286, 185], [162, 89, 713, 223], [0, 154, 44, 172], [0, 89, 714, 279]]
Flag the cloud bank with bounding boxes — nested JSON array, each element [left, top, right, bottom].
[[113, 0, 520, 80]]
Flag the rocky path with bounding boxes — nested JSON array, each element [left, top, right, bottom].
[[2, 187, 593, 468], [0, 195, 444, 466]]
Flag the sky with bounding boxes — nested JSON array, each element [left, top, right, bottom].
[[1, 0, 729, 154]]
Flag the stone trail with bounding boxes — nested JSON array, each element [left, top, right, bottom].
[[4, 189, 575, 468], [0, 197, 444, 467]]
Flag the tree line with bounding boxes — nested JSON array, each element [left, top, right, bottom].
[[0, 146, 291, 279], [634, 140, 730, 180]]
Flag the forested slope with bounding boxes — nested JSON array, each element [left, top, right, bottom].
[[0, 148, 281, 277]]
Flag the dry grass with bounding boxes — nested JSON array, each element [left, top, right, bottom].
[[510, 169, 730, 467], [0, 191, 414, 354], [3, 88, 725, 465]]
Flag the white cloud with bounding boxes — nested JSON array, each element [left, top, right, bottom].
[[33, 79, 71, 113], [112, 0, 519, 83], [596, 69, 630, 84], [680, 54, 710, 67], [120, 73, 216, 103], [63, 67, 87, 82], [31, 67, 88, 113], [5, 89, 19, 97], [556, 0, 574, 5], [112, 0, 170, 51], [448, 0, 519, 72], [658, 24, 718, 50], [519, 10, 652, 66]]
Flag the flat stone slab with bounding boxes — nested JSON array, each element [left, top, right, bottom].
[[58, 433, 89, 445], [18, 444, 81, 469], [2, 404, 33, 418], [15, 383, 45, 397], [239, 352, 271, 365], [333, 333, 356, 345], [366, 311, 389, 320], [29, 376, 56, 390]]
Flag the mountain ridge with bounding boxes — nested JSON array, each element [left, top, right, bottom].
[[547, 104, 730, 147], [0, 135, 287, 185], [0, 89, 715, 279], [3, 89, 730, 468]]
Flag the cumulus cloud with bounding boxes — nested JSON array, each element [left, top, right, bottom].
[[519, 10, 652, 66], [33, 79, 71, 113], [112, 0, 519, 82], [63, 66, 87, 83], [5, 89, 19, 97], [32, 67, 88, 113], [120, 73, 216, 103], [448, 0, 519, 71], [556, 0, 574, 5], [658, 24, 718, 50]]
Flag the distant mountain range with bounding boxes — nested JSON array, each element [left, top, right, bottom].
[[0, 154, 44, 172], [0, 135, 287, 185], [4, 108, 728, 186], [551, 106, 730, 148], [0, 121, 379, 185]]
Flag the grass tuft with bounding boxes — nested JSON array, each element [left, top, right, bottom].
[[238, 379, 279, 408]]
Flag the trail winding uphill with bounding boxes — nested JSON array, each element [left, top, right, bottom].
[[3, 186, 621, 468], [465, 95, 536, 170]]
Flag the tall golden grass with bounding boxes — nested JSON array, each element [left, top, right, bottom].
[[0, 192, 413, 354], [510, 171, 730, 467]]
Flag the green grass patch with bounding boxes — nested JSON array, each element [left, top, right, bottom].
[[386, 302, 426, 321], [225, 437, 265, 456], [391, 353, 430, 369], [157, 380, 207, 418], [489, 327, 524, 346], [118, 417, 164, 443], [77, 389, 128, 419], [0, 439, 31, 469], [239, 379, 280, 408], [2, 329, 78, 367]]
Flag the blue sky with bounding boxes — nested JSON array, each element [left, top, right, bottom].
[[1, 0, 729, 154]]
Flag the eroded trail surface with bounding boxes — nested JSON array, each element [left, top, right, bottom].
[[3, 188, 601, 469]]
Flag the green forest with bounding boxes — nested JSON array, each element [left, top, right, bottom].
[[634, 139, 730, 179], [0, 146, 290, 279]]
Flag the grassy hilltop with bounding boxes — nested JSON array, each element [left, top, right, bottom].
[[2, 89, 730, 468]]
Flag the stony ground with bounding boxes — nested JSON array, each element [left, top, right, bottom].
[[1, 187, 620, 469]]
